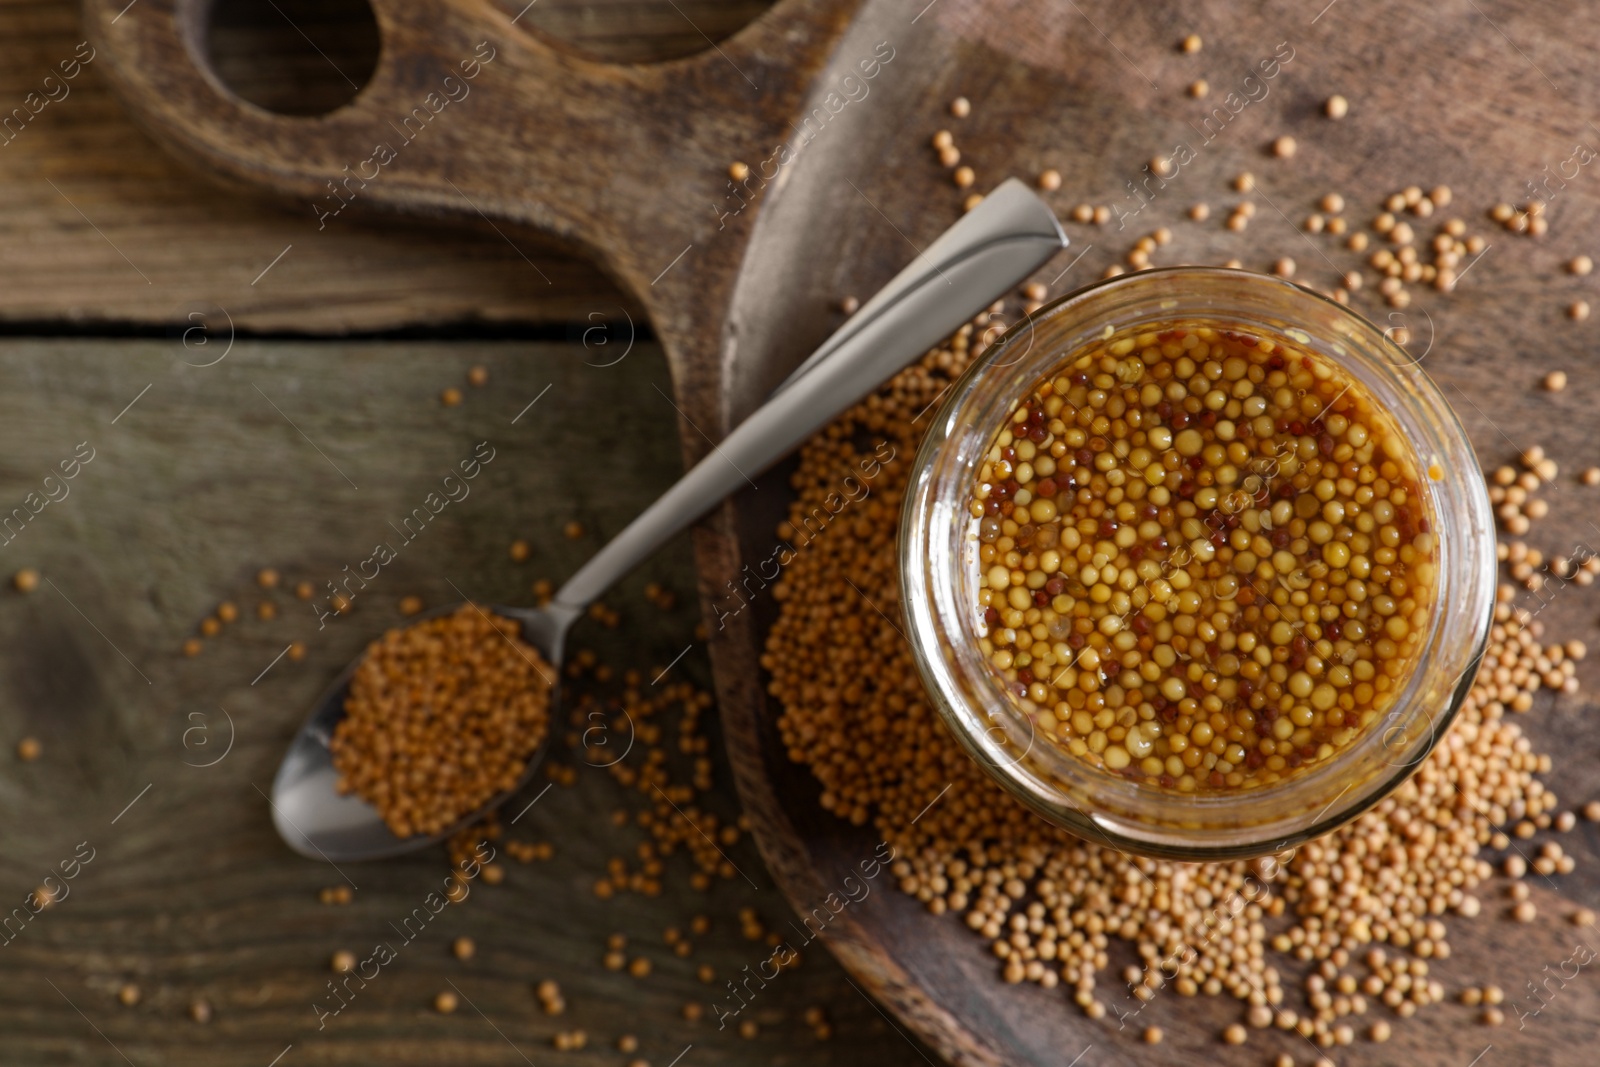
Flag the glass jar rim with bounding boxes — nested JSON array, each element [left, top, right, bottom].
[[899, 266, 1497, 860]]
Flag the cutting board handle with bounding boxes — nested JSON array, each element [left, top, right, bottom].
[[82, 0, 856, 301]]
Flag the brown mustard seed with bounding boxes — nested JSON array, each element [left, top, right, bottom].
[[295, 580, 314, 600], [969, 322, 1435, 790], [452, 937, 475, 960], [618, 1035, 639, 1053], [399, 595, 425, 615], [510, 540, 530, 562], [330, 605, 552, 838], [257, 601, 277, 621], [765, 307, 1584, 1052], [441, 387, 463, 407], [189, 999, 212, 1023], [563, 521, 585, 540]]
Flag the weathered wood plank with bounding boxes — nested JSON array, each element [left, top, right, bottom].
[[0, 340, 920, 1065], [0, 0, 766, 333]]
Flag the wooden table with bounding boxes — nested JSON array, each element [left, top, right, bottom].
[[8, 0, 1600, 1065], [0, 1, 929, 1063]]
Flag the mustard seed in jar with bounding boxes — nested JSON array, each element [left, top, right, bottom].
[[967, 321, 1437, 792]]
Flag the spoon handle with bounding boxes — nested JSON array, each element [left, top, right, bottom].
[[553, 179, 1067, 610]]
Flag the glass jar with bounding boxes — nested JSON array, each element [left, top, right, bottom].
[[900, 267, 1496, 860]]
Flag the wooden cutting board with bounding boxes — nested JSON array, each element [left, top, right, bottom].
[[84, 0, 1600, 1062]]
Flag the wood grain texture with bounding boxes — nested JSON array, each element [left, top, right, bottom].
[[47, 0, 1600, 1063], [0, 0, 762, 332], [0, 341, 928, 1066]]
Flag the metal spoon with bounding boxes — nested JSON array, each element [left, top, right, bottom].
[[270, 178, 1068, 861]]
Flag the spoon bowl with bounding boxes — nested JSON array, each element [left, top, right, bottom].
[[270, 601, 582, 862]]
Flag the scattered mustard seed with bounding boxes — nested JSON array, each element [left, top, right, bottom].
[[1570, 255, 1593, 275], [118, 983, 140, 1007], [1324, 94, 1348, 119], [949, 96, 970, 118], [1180, 33, 1202, 53], [434, 991, 459, 1014], [441, 387, 463, 407], [12, 568, 38, 593], [1038, 169, 1062, 192], [1543, 370, 1568, 392], [468, 365, 489, 387], [1189, 79, 1209, 98], [1272, 135, 1296, 158], [728, 161, 750, 182], [16, 737, 40, 762], [953, 165, 975, 189]]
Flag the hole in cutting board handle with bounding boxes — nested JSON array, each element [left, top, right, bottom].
[[205, 0, 381, 117]]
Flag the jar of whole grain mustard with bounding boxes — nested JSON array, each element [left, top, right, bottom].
[[901, 267, 1496, 860]]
